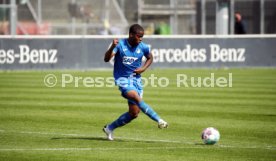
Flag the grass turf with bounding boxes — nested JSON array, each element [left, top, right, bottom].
[[0, 68, 275, 161]]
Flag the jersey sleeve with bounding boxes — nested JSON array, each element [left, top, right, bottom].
[[108, 42, 120, 54], [112, 45, 119, 54], [143, 44, 151, 57]]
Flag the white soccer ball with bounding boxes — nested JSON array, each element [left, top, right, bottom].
[[201, 127, 220, 145]]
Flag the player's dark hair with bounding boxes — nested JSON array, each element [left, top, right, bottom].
[[129, 24, 144, 34]]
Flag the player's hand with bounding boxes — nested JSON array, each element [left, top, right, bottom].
[[134, 68, 145, 74], [112, 38, 119, 47]]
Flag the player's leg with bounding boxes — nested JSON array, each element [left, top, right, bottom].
[[125, 78, 164, 123], [125, 90, 168, 129], [103, 102, 140, 140], [108, 102, 140, 130], [128, 102, 140, 118]]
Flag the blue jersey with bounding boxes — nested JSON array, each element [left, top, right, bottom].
[[112, 38, 150, 80]]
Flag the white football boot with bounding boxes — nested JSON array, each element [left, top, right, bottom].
[[158, 119, 168, 129], [103, 125, 114, 141]]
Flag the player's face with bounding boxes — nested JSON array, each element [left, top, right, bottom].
[[129, 30, 144, 46]]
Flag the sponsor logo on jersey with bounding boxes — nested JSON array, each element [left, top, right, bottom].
[[122, 56, 138, 65]]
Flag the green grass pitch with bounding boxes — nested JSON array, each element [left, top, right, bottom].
[[0, 68, 275, 161]]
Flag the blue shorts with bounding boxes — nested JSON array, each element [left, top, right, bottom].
[[116, 77, 143, 105]]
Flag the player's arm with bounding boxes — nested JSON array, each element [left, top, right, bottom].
[[104, 38, 118, 62], [134, 53, 153, 74]]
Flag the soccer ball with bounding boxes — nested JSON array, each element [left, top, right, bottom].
[[201, 127, 220, 145]]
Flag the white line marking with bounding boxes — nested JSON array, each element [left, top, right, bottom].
[[2, 130, 187, 144], [0, 147, 207, 151], [0, 129, 275, 151], [0, 146, 275, 151], [19, 131, 187, 144]]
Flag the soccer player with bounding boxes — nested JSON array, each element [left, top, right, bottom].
[[103, 24, 168, 141]]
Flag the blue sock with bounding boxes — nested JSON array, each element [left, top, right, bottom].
[[138, 101, 160, 122], [108, 112, 133, 131]]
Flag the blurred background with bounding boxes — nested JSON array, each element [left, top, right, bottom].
[[0, 0, 275, 35]]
